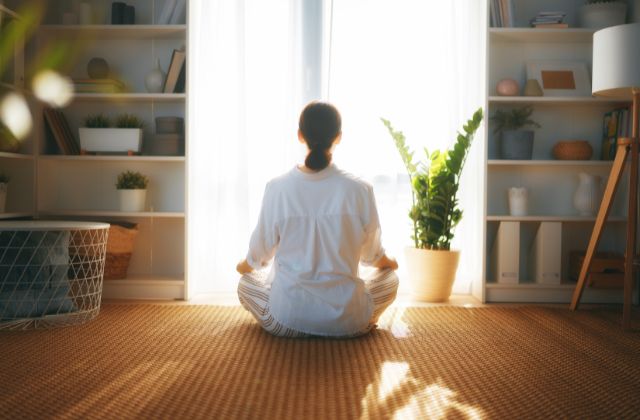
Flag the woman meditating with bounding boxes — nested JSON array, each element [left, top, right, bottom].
[[236, 101, 399, 338]]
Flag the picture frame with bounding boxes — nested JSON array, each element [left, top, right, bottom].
[[526, 60, 591, 97]]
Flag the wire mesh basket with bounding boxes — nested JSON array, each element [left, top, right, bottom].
[[0, 221, 109, 330]]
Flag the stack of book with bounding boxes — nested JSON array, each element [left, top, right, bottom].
[[73, 78, 126, 94], [530, 11, 567, 28]]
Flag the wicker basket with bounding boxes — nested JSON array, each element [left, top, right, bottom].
[[553, 140, 593, 160], [104, 223, 138, 280]]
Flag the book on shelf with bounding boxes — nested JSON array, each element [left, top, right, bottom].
[[164, 49, 186, 93], [601, 107, 630, 160], [43, 108, 79, 155], [530, 10, 566, 28], [73, 78, 126, 94], [532, 23, 568, 29]]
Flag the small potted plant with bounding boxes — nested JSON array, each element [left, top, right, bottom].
[[116, 170, 149, 212], [580, 0, 627, 28], [0, 173, 9, 212], [79, 113, 144, 154], [382, 108, 483, 302], [491, 105, 541, 160]]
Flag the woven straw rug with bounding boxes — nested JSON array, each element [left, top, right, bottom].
[[1, 304, 639, 419]]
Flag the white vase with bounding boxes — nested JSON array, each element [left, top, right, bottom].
[[144, 58, 165, 93], [573, 173, 602, 216], [508, 187, 528, 216], [118, 189, 147, 212], [404, 247, 460, 302], [0, 183, 7, 212]]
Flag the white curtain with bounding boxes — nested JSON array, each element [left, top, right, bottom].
[[188, 0, 486, 297], [327, 1, 486, 294]]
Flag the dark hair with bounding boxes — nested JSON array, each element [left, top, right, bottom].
[[299, 101, 342, 171]]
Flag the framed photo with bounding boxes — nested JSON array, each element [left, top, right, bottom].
[[526, 60, 591, 97]]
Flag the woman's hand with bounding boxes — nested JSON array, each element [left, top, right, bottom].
[[373, 254, 398, 270], [236, 259, 254, 274]]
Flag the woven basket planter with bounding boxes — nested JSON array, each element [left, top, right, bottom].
[[104, 223, 138, 280]]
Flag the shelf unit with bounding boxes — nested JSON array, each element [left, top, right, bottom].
[[20, 0, 188, 300], [483, 0, 633, 303], [0, 2, 35, 218]]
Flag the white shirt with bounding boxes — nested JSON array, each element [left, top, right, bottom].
[[246, 163, 385, 336]]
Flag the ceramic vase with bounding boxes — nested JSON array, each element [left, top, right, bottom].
[[523, 79, 543, 96], [508, 187, 528, 216], [145, 58, 165, 93], [573, 172, 602, 216]]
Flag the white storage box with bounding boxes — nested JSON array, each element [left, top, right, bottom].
[[79, 128, 143, 153]]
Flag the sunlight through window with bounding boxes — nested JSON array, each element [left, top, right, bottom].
[[361, 364, 486, 419]]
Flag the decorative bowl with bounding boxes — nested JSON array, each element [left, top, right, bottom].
[[553, 140, 593, 160]]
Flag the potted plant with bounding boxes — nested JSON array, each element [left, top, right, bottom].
[[0, 173, 9, 212], [116, 170, 149, 212], [79, 113, 144, 154], [382, 108, 483, 302], [580, 0, 627, 28], [491, 106, 541, 160]]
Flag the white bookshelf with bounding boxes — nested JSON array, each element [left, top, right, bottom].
[[483, 0, 631, 303], [22, 0, 189, 299], [0, 1, 34, 219]]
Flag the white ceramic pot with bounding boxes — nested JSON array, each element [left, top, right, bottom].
[[79, 128, 142, 153], [404, 247, 460, 302], [580, 2, 627, 29], [118, 189, 146, 212], [0, 183, 7, 212], [145, 58, 165, 93], [508, 187, 528, 216]]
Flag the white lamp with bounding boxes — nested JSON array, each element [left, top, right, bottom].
[[571, 23, 640, 330]]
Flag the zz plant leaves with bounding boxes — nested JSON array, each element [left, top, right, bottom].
[[382, 108, 483, 250]]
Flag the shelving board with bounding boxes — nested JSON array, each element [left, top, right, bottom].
[[0, 212, 34, 220], [38, 25, 187, 40], [38, 210, 185, 218], [488, 96, 629, 105], [0, 152, 34, 160], [484, 282, 625, 304], [489, 28, 595, 43], [38, 155, 185, 162], [71, 93, 186, 102], [486, 215, 627, 222], [488, 160, 613, 167], [102, 278, 185, 300]]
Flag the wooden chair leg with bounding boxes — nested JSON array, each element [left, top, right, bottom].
[[570, 142, 629, 310]]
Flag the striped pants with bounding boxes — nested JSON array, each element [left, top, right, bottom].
[[237, 269, 399, 338]]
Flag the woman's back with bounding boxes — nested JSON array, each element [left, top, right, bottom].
[[248, 164, 384, 336]]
